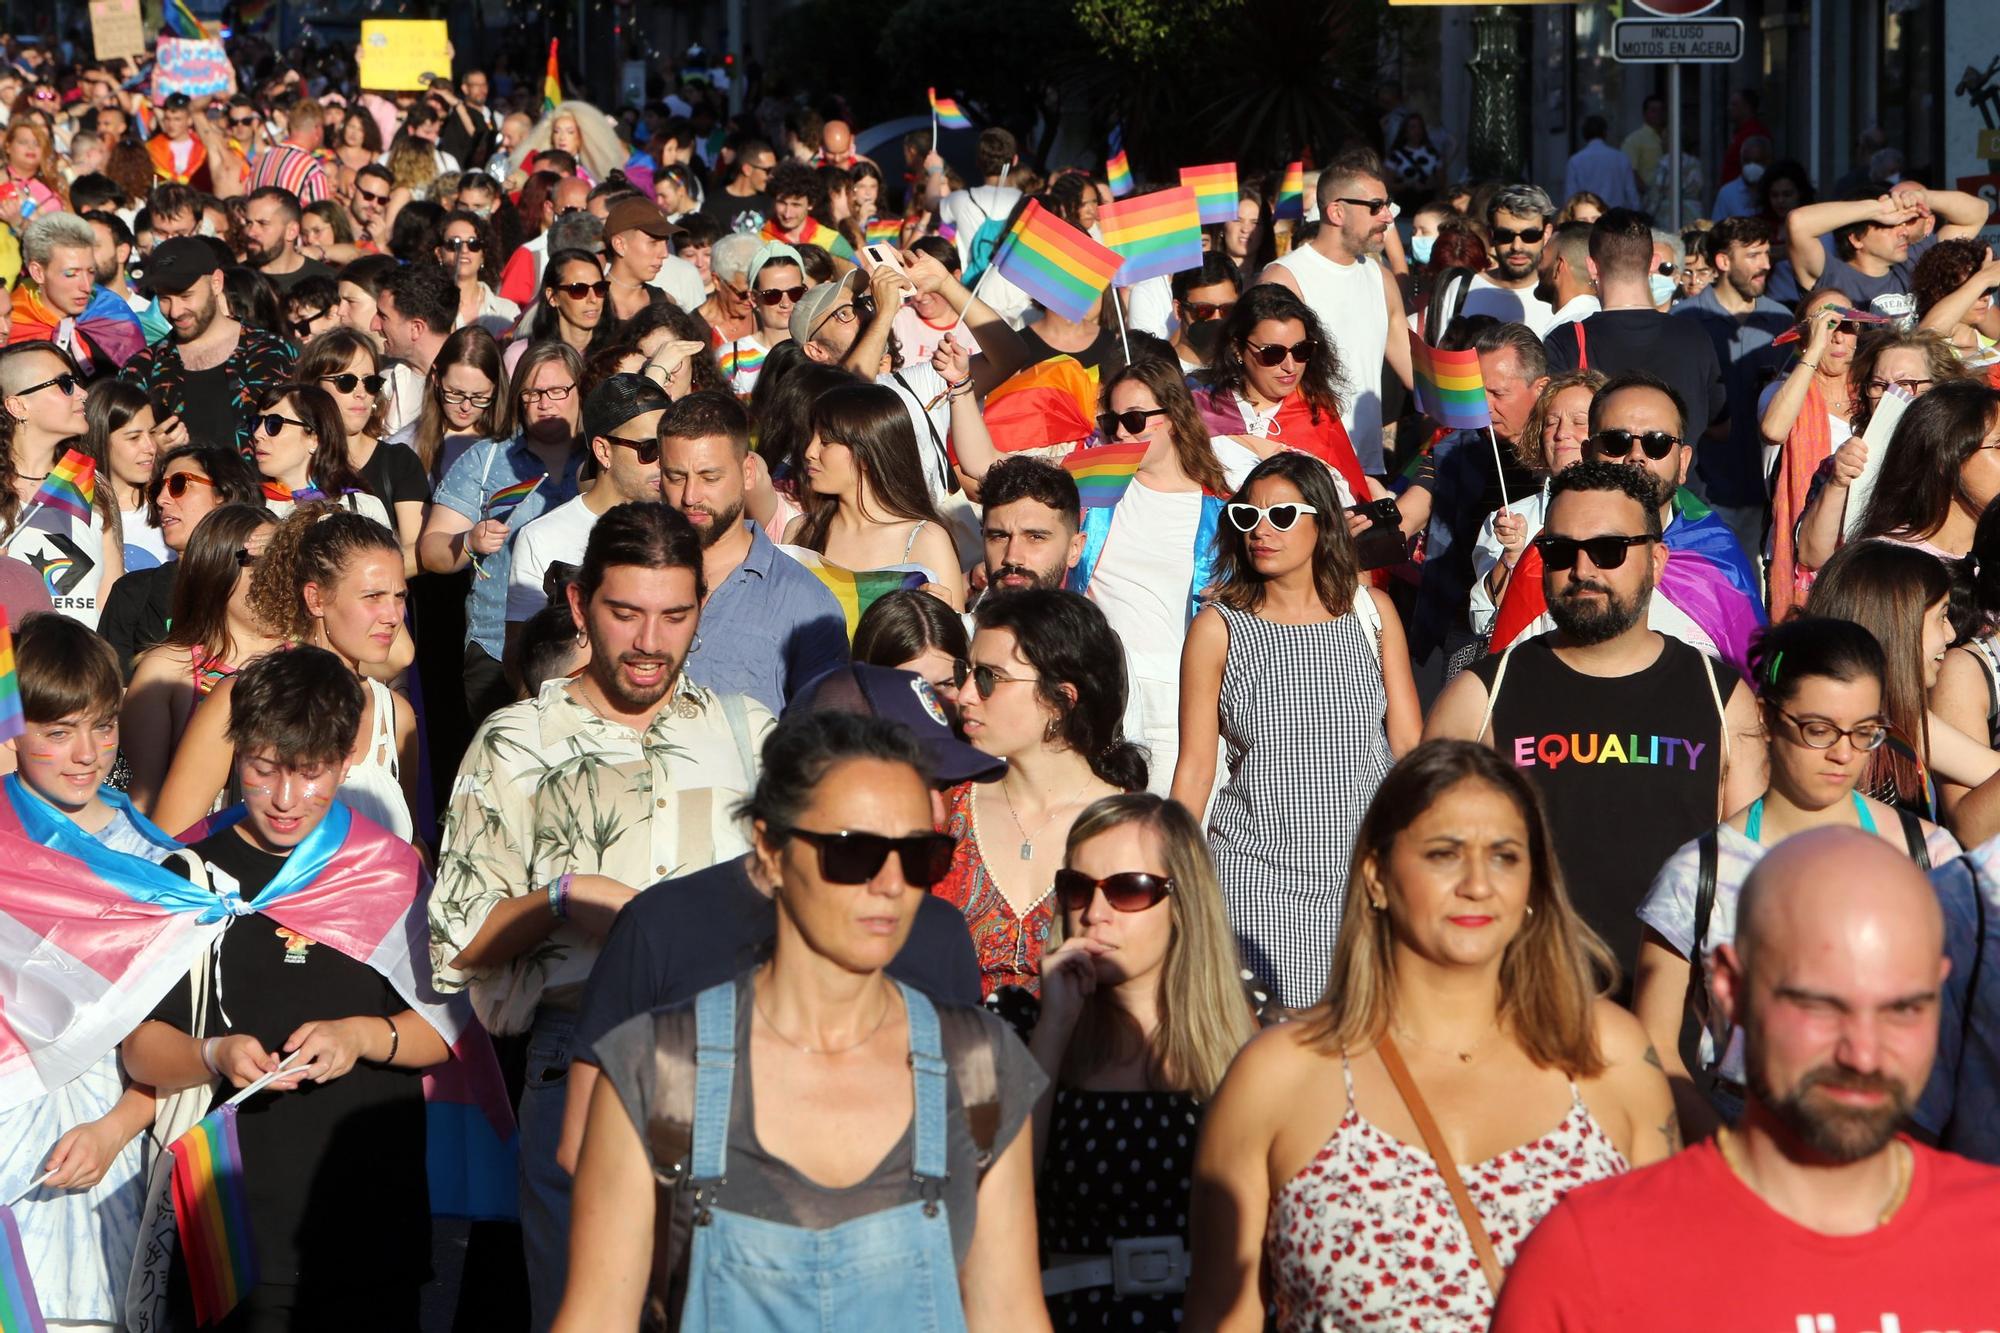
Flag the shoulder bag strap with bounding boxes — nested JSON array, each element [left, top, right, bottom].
[[935, 1005, 1002, 1172], [1942, 869, 1987, 1145], [1474, 644, 1515, 746], [890, 370, 958, 495], [1699, 651, 1731, 821], [1681, 827, 1721, 1079], [1375, 1035, 1504, 1298], [1573, 319, 1588, 372], [1897, 807, 1931, 871]]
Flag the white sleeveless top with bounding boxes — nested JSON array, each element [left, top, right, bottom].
[[340, 677, 411, 841], [1271, 245, 1389, 474]]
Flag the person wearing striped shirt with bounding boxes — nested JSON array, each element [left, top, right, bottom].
[[247, 100, 330, 206]]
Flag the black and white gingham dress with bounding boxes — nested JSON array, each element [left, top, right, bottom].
[[1206, 603, 1391, 1010]]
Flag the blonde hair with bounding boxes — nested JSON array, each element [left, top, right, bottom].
[[1050, 794, 1255, 1099], [519, 100, 626, 183], [1301, 741, 1613, 1077]]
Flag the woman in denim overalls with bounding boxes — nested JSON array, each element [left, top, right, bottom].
[[555, 709, 1052, 1333]]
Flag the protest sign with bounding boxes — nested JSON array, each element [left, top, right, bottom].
[[153, 37, 233, 99], [359, 19, 451, 93], [88, 0, 147, 63]]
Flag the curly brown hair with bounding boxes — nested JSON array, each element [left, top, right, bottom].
[[1848, 328, 1971, 434], [1910, 237, 1991, 322], [248, 501, 401, 643]]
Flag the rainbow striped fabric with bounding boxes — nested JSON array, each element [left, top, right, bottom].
[[0, 610, 19, 746], [782, 548, 927, 639], [1180, 162, 1238, 225], [1409, 340, 1491, 432], [928, 88, 971, 130], [1106, 126, 1132, 198], [28, 450, 93, 525], [1274, 161, 1305, 221], [1097, 186, 1201, 285], [760, 217, 851, 258], [1064, 441, 1148, 509], [864, 217, 903, 247], [0, 1202, 43, 1333], [542, 39, 562, 115], [165, 0, 209, 39], [168, 1105, 259, 1326], [719, 340, 767, 386], [991, 200, 1125, 323], [485, 475, 545, 517]]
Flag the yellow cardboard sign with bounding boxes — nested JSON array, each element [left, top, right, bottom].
[[1980, 128, 2000, 162], [358, 19, 451, 93]]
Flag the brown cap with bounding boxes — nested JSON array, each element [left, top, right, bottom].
[[604, 197, 686, 242]]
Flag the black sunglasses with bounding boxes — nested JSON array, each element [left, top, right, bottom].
[[291, 312, 328, 338], [553, 280, 610, 300], [606, 433, 661, 465], [1334, 196, 1391, 214], [1181, 299, 1234, 322], [442, 237, 485, 252], [786, 828, 956, 888], [1054, 868, 1174, 914], [1492, 225, 1547, 245], [356, 187, 390, 206], [1096, 407, 1167, 439], [1244, 338, 1316, 367], [255, 413, 313, 437], [951, 659, 1038, 698], [1533, 533, 1659, 571], [755, 284, 806, 306], [235, 547, 258, 567], [1590, 428, 1682, 461], [228, 115, 260, 130], [319, 372, 385, 395], [15, 372, 78, 399]]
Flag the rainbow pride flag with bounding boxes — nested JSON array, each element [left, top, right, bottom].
[[1097, 186, 1201, 285], [542, 40, 562, 115], [864, 217, 903, 247], [760, 217, 850, 257], [169, 1105, 258, 1326], [719, 340, 767, 385], [164, 0, 209, 39], [1409, 340, 1491, 432], [0, 1203, 44, 1333], [1064, 440, 1148, 509], [781, 548, 926, 639], [1106, 126, 1132, 199], [928, 88, 971, 131], [1274, 161, 1305, 221], [26, 450, 93, 526], [991, 200, 1125, 323], [1180, 162, 1238, 225], [485, 475, 544, 517], [0, 610, 20, 747]]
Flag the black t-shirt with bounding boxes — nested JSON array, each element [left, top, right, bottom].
[[100, 561, 176, 678], [1544, 309, 1728, 443], [1469, 634, 1736, 973], [148, 828, 430, 1288], [1018, 324, 1122, 374], [176, 364, 240, 454], [571, 856, 983, 1058], [357, 438, 432, 516], [702, 187, 772, 236], [266, 257, 336, 295]]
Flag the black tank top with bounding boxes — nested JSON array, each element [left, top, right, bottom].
[[1469, 634, 1736, 974]]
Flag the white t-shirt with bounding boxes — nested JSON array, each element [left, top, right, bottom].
[[265, 491, 392, 529], [1462, 272, 1556, 336], [891, 304, 980, 368], [939, 185, 1022, 272], [879, 362, 954, 501], [1124, 275, 1174, 341], [506, 494, 601, 622], [120, 506, 170, 573], [8, 507, 108, 628]]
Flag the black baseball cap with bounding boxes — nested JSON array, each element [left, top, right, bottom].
[[582, 373, 672, 442], [137, 236, 220, 296], [787, 664, 1007, 786]]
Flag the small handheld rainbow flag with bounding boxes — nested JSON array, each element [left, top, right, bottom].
[[864, 217, 903, 247], [1180, 163, 1239, 226], [26, 449, 94, 526], [1097, 186, 1201, 286], [485, 475, 545, 518], [0, 609, 25, 748], [1409, 340, 1491, 433], [542, 40, 562, 116], [928, 88, 972, 131], [164, 0, 211, 39], [0, 1200, 44, 1332], [1106, 126, 1133, 199], [1274, 161, 1305, 222], [1064, 440, 1148, 509], [991, 200, 1126, 323], [168, 1105, 259, 1326]]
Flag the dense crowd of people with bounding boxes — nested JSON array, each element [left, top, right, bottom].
[[1, 28, 1999, 1333]]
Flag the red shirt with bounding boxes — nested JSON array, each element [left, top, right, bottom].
[[1490, 1136, 2000, 1332]]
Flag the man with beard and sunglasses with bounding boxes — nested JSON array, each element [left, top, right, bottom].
[[1461, 183, 1559, 335], [657, 390, 846, 711], [1427, 459, 1765, 986], [431, 498, 775, 1332], [1494, 827, 2000, 1330]]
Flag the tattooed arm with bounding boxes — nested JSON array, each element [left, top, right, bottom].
[[1585, 999, 1683, 1168]]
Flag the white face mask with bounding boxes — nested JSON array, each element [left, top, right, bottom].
[[1740, 162, 1766, 184], [1411, 234, 1435, 265], [1649, 274, 1678, 306]]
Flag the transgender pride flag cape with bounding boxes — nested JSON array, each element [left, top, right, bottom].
[[1489, 487, 1766, 678], [0, 778, 517, 1220]]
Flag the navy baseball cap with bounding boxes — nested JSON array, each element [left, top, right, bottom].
[[787, 663, 1006, 785]]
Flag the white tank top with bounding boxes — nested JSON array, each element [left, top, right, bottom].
[[1271, 245, 1389, 474], [340, 677, 412, 842]]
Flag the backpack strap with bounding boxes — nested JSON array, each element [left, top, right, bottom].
[[1898, 807, 1932, 871], [643, 1002, 703, 1333], [1679, 826, 1722, 1081], [1573, 319, 1589, 371]]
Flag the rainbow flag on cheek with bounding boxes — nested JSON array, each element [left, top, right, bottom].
[[1179, 162, 1238, 225], [1274, 161, 1305, 221], [1064, 440, 1148, 508], [168, 1105, 259, 1326], [1409, 340, 1492, 432], [0, 1204, 46, 1332], [991, 200, 1125, 322]]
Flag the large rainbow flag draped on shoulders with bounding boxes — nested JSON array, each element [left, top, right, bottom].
[[9, 284, 146, 374], [1489, 487, 1766, 677]]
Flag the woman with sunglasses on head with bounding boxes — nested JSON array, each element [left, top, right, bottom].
[[97, 442, 262, 676], [300, 328, 427, 576], [853, 586, 971, 724], [81, 378, 169, 576], [1187, 741, 1673, 1332], [1172, 451, 1420, 1010], [1633, 617, 1961, 1143], [154, 504, 417, 839], [0, 339, 119, 627], [421, 340, 586, 724], [122, 503, 284, 810], [435, 208, 518, 338], [558, 710, 1049, 1333], [1469, 369, 1607, 636], [935, 588, 1145, 1000], [1794, 330, 1975, 573], [1193, 284, 1383, 509], [249, 381, 392, 527], [787, 381, 966, 612], [1032, 793, 1257, 1331], [1762, 289, 1862, 615]]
